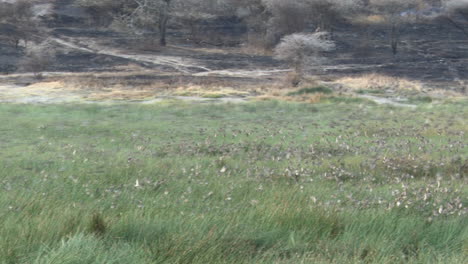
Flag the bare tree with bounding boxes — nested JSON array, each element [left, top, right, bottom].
[[0, 0, 37, 49], [274, 32, 335, 82], [171, 0, 235, 45], [233, 0, 361, 49], [443, 0, 468, 36], [370, 0, 419, 55], [443, 0, 468, 37], [19, 39, 56, 78], [444, 0, 468, 14], [228, 0, 271, 48], [117, 0, 173, 46], [75, 0, 136, 26], [77, 0, 173, 46]]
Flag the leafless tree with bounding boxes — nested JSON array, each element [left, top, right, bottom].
[[120, 0, 173, 46], [77, 0, 172, 46], [171, 0, 236, 45], [444, 0, 468, 13], [0, 0, 38, 49], [370, 0, 419, 55], [75, 0, 136, 26], [233, 0, 362, 48], [19, 39, 56, 78]]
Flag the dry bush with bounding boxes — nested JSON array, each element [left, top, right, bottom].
[[230, 0, 272, 48], [263, 0, 362, 35], [75, 0, 136, 26], [444, 0, 468, 19], [79, 0, 172, 45], [172, 0, 237, 45], [283, 71, 303, 87], [19, 40, 56, 78], [0, 0, 39, 49], [263, 0, 311, 44], [231, 0, 361, 50], [274, 32, 335, 82], [444, 0, 468, 11]]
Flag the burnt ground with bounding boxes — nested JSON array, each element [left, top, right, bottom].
[[325, 16, 468, 91], [0, 2, 467, 103]]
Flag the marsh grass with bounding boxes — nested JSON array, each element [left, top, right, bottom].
[[0, 100, 466, 263]]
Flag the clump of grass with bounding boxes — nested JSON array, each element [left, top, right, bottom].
[[356, 89, 386, 95], [32, 234, 146, 264], [288, 86, 333, 96], [408, 96, 433, 104], [326, 96, 375, 104], [202, 93, 226, 99], [89, 213, 107, 237]]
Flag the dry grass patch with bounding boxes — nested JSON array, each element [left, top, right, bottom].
[[85, 89, 157, 101], [23, 81, 64, 92], [256, 93, 325, 103], [13, 81, 79, 96], [334, 74, 424, 93], [174, 85, 250, 98], [255, 86, 326, 103], [350, 15, 386, 25]]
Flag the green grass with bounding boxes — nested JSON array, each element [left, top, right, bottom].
[[356, 89, 386, 95], [0, 100, 467, 263], [325, 96, 375, 104], [288, 86, 333, 96], [407, 96, 434, 104]]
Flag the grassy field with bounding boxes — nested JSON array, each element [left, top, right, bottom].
[[0, 99, 466, 263]]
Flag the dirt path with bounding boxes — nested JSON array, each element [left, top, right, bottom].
[[193, 69, 291, 77], [50, 37, 212, 74], [49, 37, 290, 78]]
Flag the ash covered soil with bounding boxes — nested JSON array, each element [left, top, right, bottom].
[[0, 0, 467, 103]]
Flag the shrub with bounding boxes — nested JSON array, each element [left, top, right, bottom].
[[19, 40, 56, 78], [0, 0, 38, 49], [444, 0, 468, 18], [274, 32, 335, 80], [444, 0, 468, 11]]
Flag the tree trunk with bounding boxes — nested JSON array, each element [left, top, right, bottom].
[[159, 16, 168, 46], [159, 1, 170, 46], [390, 22, 399, 55]]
